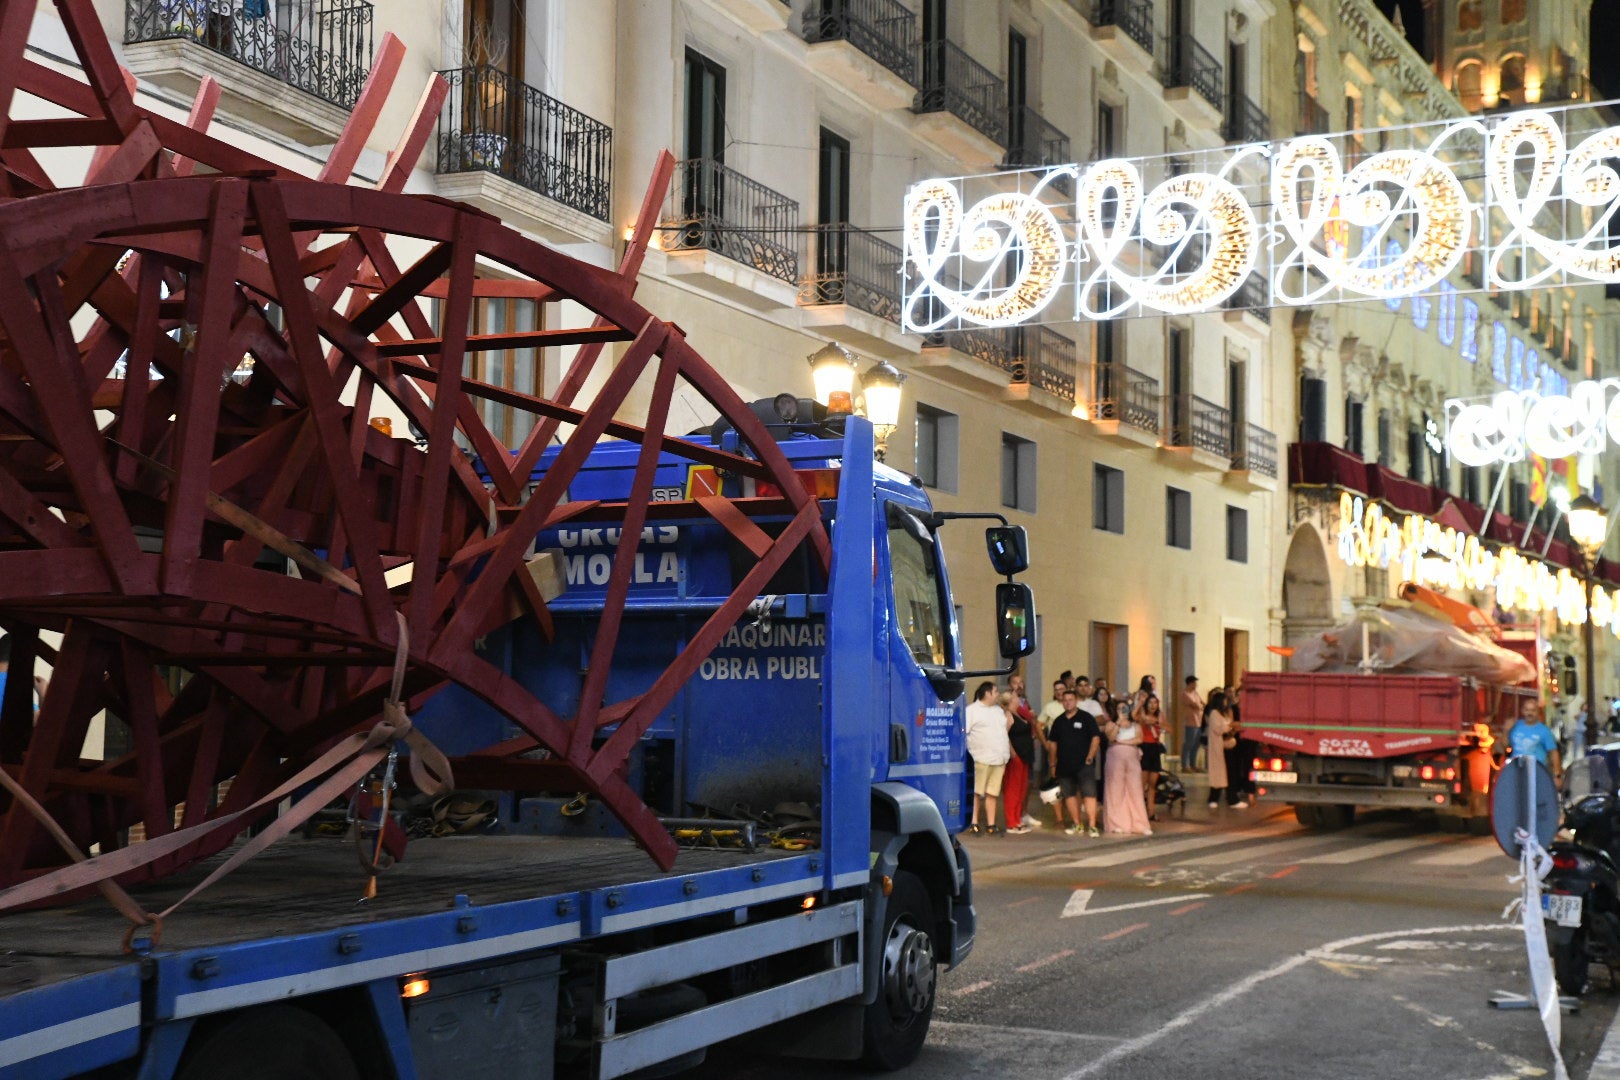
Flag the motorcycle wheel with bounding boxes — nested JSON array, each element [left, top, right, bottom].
[[1552, 924, 1590, 997]]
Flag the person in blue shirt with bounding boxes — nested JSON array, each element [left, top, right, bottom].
[[1508, 699, 1562, 786]]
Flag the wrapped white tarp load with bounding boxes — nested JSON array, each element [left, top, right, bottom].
[[1289, 605, 1535, 684]]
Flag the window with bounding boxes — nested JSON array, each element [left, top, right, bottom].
[[1406, 425, 1425, 483], [1455, 60, 1483, 111], [1007, 28, 1028, 154], [1298, 373, 1325, 443], [1166, 486, 1191, 550], [1168, 327, 1190, 444], [1377, 409, 1392, 467], [886, 504, 951, 669], [1462, 466, 1481, 504], [432, 296, 542, 446], [914, 404, 959, 492], [683, 49, 726, 163], [816, 127, 850, 282], [1458, 0, 1482, 31], [1093, 463, 1124, 534], [1097, 101, 1117, 157], [1502, 0, 1525, 24], [1344, 397, 1365, 457], [1226, 506, 1249, 563], [1001, 433, 1037, 512], [1499, 55, 1526, 104]]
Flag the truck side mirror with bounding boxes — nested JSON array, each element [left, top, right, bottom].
[[985, 526, 1029, 576], [996, 582, 1036, 659]]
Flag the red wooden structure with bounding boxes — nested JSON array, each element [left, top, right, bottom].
[[0, 0, 828, 893]]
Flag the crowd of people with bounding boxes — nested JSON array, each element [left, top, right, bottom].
[[964, 670, 1259, 837]]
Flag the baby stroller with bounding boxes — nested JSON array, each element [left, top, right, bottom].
[[1155, 771, 1188, 817]]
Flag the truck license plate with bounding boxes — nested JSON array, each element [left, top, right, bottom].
[[1544, 893, 1583, 928], [1252, 770, 1297, 783]]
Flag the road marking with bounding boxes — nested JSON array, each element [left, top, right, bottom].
[[1100, 922, 1150, 941], [948, 979, 995, 997], [1056, 923, 1515, 1080], [1016, 948, 1076, 973], [1008, 896, 1043, 909], [930, 1021, 1124, 1045], [1270, 865, 1300, 879], [1294, 836, 1435, 864], [1391, 994, 1545, 1078], [1413, 841, 1508, 867], [1057, 826, 1292, 867], [1168, 902, 1205, 916], [1174, 832, 1346, 866], [1062, 889, 1212, 918], [1226, 883, 1257, 895]]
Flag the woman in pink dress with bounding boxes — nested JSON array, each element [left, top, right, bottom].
[[1103, 700, 1152, 835]]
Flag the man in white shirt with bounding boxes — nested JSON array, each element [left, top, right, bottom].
[[965, 681, 1011, 834]]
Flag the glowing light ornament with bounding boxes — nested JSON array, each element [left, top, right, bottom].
[[1488, 111, 1620, 288], [1445, 379, 1620, 467], [902, 171, 1070, 332], [1074, 149, 1263, 318], [1271, 124, 1477, 305]]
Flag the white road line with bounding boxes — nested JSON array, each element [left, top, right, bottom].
[[1058, 824, 1295, 867], [1174, 833, 1347, 866], [1057, 923, 1515, 1080], [930, 1021, 1124, 1044], [1294, 836, 1436, 864], [1061, 889, 1213, 918], [1413, 841, 1510, 867]]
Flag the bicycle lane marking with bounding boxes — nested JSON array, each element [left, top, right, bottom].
[[1055, 923, 1517, 1080]]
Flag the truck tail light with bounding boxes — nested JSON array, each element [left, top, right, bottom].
[[1419, 765, 1436, 781], [1433, 795, 1446, 804], [401, 974, 431, 999], [1441, 767, 1457, 781]]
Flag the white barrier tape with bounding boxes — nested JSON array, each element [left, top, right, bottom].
[[1513, 759, 1571, 1080]]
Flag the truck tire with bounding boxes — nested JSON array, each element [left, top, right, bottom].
[[175, 1005, 358, 1080], [1293, 804, 1321, 828], [1318, 804, 1356, 830], [862, 870, 937, 1070], [1553, 925, 1591, 997]]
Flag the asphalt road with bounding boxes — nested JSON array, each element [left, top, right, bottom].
[[692, 797, 1620, 1080]]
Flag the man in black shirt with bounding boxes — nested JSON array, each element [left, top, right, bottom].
[[1044, 689, 1101, 836]]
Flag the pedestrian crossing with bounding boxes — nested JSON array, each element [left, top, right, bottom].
[[1039, 813, 1511, 873]]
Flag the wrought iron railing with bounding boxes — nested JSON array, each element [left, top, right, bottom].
[[923, 325, 1019, 377], [1004, 105, 1071, 170], [661, 159, 800, 284], [913, 39, 1007, 145], [1224, 91, 1269, 144], [1081, 362, 1160, 434], [800, 224, 903, 322], [1298, 91, 1330, 135], [1222, 274, 1271, 322], [800, 0, 916, 85], [1166, 393, 1230, 456], [1160, 33, 1223, 111], [1016, 327, 1078, 401], [125, 0, 373, 109], [1233, 423, 1278, 477], [437, 66, 613, 222], [1089, 0, 1154, 54]]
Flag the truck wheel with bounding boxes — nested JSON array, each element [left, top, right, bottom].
[[1293, 804, 1321, 828], [1553, 926, 1591, 996], [176, 1006, 358, 1080], [1318, 804, 1356, 830], [863, 871, 937, 1070]]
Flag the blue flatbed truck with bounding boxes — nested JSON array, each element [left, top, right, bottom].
[[0, 417, 1034, 1079]]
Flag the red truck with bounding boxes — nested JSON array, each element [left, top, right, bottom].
[[1242, 624, 1539, 829]]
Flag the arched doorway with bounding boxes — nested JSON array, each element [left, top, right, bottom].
[[1283, 524, 1335, 648]]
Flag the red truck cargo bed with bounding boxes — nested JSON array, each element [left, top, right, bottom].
[[1241, 671, 1467, 758]]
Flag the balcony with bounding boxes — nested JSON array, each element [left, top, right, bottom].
[[1158, 33, 1223, 122], [436, 66, 613, 244], [1003, 105, 1072, 171], [801, 0, 917, 109], [659, 159, 801, 308], [1224, 92, 1269, 144], [1006, 328, 1077, 413], [1079, 362, 1161, 445], [911, 39, 1007, 166], [1297, 91, 1331, 135], [798, 224, 913, 354], [123, 0, 373, 144], [1222, 274, 1271, 338], [917, 324, 1020, 389], [1084, 0, 1155, 64], [1231, 423, 1280, 488], [1164, 392, 1232, 469]]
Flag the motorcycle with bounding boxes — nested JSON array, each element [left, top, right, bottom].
[[1543, 790, 1620, 995]]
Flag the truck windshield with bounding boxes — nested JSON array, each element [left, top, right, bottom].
[[887, 505, 950, 668]]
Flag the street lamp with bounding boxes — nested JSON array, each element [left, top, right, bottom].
[[1569, 492, 1608, 748], [807, 342, 857, 416], [859, 359, 905, 461]]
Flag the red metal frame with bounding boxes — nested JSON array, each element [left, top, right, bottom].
[[0, 0, 831, 894]]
